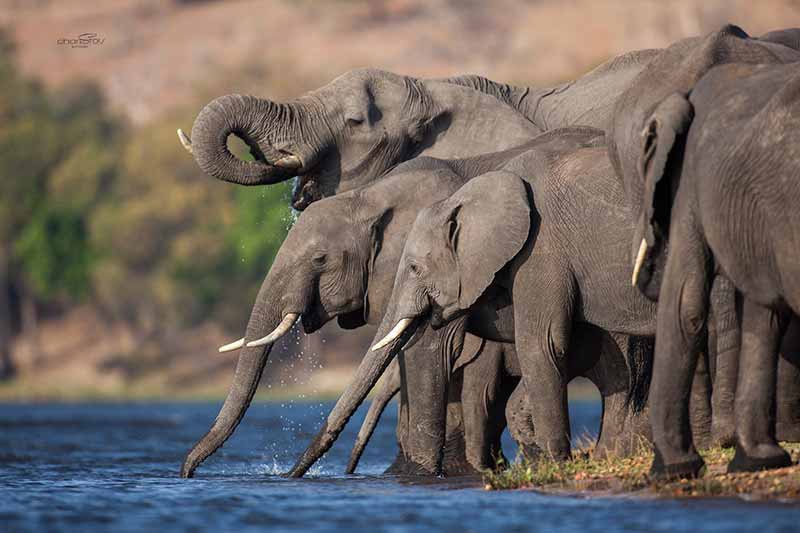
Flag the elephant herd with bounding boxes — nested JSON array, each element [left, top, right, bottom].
[[177, 24, 800, 482]]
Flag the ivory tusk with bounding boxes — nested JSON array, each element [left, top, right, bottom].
[[218, 337, 245, 353], [246, 314, 300, 347], [371, 318, 414, 352], [631, 238, 648, 287], [177, 129, 193, 153], [274, 155, 302, 169]]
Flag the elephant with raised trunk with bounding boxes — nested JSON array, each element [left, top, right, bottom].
[[605, 24, 800, 479]]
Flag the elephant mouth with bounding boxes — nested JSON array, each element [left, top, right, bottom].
[[290, 132, 399, 211], [291, 173, 324, 211], [301, 311, 326, 334]]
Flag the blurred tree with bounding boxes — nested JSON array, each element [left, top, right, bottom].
[[0, 27, 294, 383], [0, 29, 125, 375], [90, 117, 293, 366]]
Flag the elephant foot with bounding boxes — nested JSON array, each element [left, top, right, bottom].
[[442, 461, 481, 476], [385, 451, 440, 476], [649, 448, 705, 481], [727, 442, 792, 473], [776, 421, 800, 443]]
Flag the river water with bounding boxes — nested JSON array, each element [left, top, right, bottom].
[[1, 401, 799, 532]]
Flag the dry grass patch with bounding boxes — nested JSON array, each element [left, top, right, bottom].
[[484, 442, 800, 501]]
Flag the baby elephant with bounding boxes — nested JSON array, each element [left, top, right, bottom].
[[371, 135, 658, 462]]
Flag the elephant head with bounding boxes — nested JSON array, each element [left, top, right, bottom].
[[374, 171, 531, 339], [606, 24, 800, 296], [179, 69, 544, 210], [180, 194, 383, 478]]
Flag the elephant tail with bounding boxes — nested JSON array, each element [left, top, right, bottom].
[[625, 336, 654, 413]]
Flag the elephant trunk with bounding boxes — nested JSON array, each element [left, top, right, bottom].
[[287, 318, 421, 478], [181, 271, 299, 478], [189, 94, 309, 186], [345, 359, 401, 474], [180, 343, 275, 478]]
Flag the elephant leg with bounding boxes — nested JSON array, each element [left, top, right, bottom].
[[460, 340, 508, 471], [728, 297, 792, 472], [506, 379, 537, 460], [689, 350, 713, 450], [513, 264, 573, 461], [386, 352, 415, 474], [586, 331, 651, 458], [708, 274, 739, 447], [776, 316, 800, 442], [649, 215, 710, 480], [386, 336, 450, 475], [441, 367, 472, 475]]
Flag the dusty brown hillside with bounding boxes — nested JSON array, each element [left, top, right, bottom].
[[5, 0, 799, 123]]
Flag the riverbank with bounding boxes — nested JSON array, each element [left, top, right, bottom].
[[484, 443, 800, 502]]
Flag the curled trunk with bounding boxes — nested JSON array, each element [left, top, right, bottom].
[[189, 94, 306, 186]]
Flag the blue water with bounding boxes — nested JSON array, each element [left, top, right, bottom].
[[1, 400, 799, 532]]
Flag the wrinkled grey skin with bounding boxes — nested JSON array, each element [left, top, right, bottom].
[[605, 25, 800, 479], [180, 70, 551, 478], [287, 128, 665, 476], [627, 61, 800, 479], [181, 58, 665, 477]]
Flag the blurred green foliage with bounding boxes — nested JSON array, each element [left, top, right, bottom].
[[0, 29, 293, 341]]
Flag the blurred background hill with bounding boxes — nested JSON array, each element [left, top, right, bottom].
[[0, 0, 798, 399]]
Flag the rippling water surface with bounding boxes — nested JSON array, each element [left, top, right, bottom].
[[1, 401, 799, 532]]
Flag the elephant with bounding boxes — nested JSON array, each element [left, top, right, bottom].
[[604, 24, 800, 479], [624, 61, 800, 478], [178, 155, 469, 478], [287, 127, 669, 477]]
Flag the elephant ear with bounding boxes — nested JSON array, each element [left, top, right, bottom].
[[361, 208, 394, 323], [444, 171, 531, 311], [639, 93, 694, 246]]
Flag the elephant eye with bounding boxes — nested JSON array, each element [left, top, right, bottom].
[[312, 253, 327, 266], [408, 262, 421, 276], [346, 116, 364, 127]]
